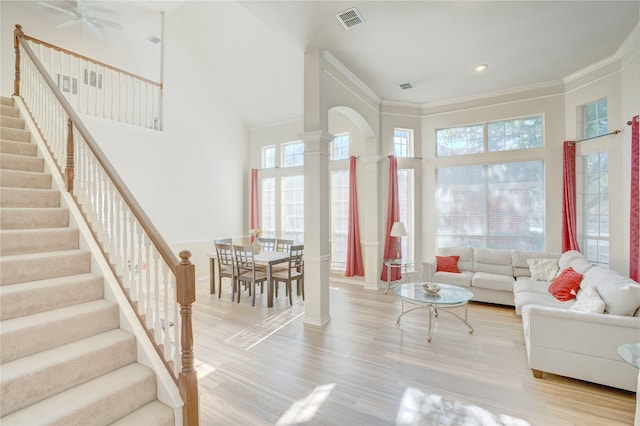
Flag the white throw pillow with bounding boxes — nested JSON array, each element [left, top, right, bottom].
[[527, 258, 559, 281], [569, 286, 606, 314]]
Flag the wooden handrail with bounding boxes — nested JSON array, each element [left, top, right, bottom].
[[22, 32, 162, 89], [15, 24, 177, 272]]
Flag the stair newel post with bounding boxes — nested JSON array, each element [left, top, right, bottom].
[[176, 250, 199, 426], [66, 118, 74, 192], [14, 24, 23, 97]]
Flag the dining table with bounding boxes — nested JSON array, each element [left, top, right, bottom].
[[208, 250, 291, 307]]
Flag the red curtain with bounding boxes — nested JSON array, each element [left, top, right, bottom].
[[381, 155, 401, 282], [250, 169, 259, 243], [561, 141, 580, 252], [345, 156, 364, 277], [630, 116, 639, 282]]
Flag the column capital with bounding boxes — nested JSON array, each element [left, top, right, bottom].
[[299, 130, 335, 144]]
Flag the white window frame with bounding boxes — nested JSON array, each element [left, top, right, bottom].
[[262, 145, 276, 169], [581, 150, 609, 268], [282, 141, 304, 167], [394, 128, 414, 158]]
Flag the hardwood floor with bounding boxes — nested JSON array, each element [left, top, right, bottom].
[[192, 279, 636, 425]]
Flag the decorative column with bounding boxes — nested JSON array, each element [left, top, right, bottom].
[[301, 130, 333, 326], [359, 155, 383, 290]]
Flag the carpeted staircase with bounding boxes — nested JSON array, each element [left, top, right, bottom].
[[0, 96, 175, 425]]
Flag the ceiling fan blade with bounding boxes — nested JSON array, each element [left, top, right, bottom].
[[93, 17, 122, 30], [37, 2, 77, 17], [56, 19, 80, 29], [86, 21, 107, 41]]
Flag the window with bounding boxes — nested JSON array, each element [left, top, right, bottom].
[[437, 116, 543, 157], [331, 133, 349, 161], [281, 175, 304, 243], [436, 161, 545, 250], [261, 177, 276, 238], [282, 141, 304, 167], [583, 151, 609, 267], [394, 128, 413, 157], [581, 99, 608, 139], [262, 146, 276, 169], [397, 169, 415, 265], [330, 170, 349, 269]]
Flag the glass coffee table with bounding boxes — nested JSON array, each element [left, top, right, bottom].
[[394, 282, 474, 342]]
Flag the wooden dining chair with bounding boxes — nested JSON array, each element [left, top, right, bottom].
[[215, 242, 236, 301], [272, 244, 304, 305], [233, 245, 268, 306], [275, 239, 293, 253], [257, 237, 276, 252]]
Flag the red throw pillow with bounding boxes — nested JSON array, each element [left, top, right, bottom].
[[436, 255, 461, 273], [548, 267, 583, 301]]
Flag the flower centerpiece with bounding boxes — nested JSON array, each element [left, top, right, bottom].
[[250, 229, 262, 254]]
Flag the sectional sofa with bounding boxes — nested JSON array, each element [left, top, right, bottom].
[[422, 247, 640, 392]]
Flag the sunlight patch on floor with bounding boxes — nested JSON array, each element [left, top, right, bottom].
[[195, 359, 216, 380], [275, 383, 336, 426], [396, 387, 531, 426], [224, 302, 305, 350]]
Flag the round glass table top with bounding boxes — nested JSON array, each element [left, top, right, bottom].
[[617, 343, 640, 369], [394, 282, 473, 305]]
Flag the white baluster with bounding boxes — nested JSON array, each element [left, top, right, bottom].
[[162, 262, 171, 360]]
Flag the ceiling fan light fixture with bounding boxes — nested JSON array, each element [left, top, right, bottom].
[[473, 64, 488, 72]]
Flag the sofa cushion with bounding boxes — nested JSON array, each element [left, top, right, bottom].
[[436, 247, 474, 272], [514, 278, 551, 295], [512, 250, 561, 278], [527, 258, 559, 281], [432, 270, 473, 287], [436, 256, 461, 273], [569, 286, 605, 314], [472, 272, 514, 292], [582, 267, 640, 316], [514, 291, 575, 315], [548, 267, 583, 301], [474, 248, 513, 276], [569, 257, 595, 275], [558, 250, 585, 270]]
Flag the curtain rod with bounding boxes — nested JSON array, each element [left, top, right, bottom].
[[628, 117, 639, 125], [568, 129, 621, 146], [387, 154, 423, 160]]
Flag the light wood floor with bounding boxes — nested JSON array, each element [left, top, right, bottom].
[[192, 278, 636, 425]]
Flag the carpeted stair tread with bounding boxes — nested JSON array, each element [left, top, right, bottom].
[[0, 207, 69, 229], [1, 103, 19, 117], [0, 329, 137, 416], [111, 400, 175, 426], [0, 127, 30, 143], [0, 152, 43, 172], [0, 273, 103, 320], [1, 187, 60, 208], [0, 115, 25, 130], [1, 97, 14, 107], [0, 249, 91, 285], [0, 169, 51, 188], [0, 299, 119, 363], [0, 363, 157, 426], [0, 139, 36, 156], [0, 227, 78, 256]]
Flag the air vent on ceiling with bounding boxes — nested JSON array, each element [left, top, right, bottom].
[[336, 7, 365, 30], [399, 83, 414, 90], [147, 35, 161, 44]]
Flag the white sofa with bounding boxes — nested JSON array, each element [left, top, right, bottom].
[[423, 247, 640, 392]]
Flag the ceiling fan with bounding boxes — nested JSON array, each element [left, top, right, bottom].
[[37, 0, 123, 41]]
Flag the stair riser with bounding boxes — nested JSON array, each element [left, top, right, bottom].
[[0, 127, 30, 143], [0, 140, 35, 157], [1, 97, 13, 107], [1, 208, 69, 230], [0, 251, 91, 286], [0, 116, 25, 130], [0, 153, 43, 172], [1, 104, 19, 117], [0, 188, 60, 208], [0, 170, 51, 189], [0, 274, 103, 320], [1, 332, 136, 416], [0, 301, 119, 363], [0, 228, 79, 256]]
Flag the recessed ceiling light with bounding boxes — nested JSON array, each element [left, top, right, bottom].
[[473, 64, 488, 72]]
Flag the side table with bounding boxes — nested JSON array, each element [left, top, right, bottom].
[[383, 258, 414, 294]]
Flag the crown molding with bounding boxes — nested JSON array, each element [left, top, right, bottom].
[[321, 49, 381, 104]]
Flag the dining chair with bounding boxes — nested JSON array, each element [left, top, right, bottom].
[[214, 237, 232, 244], [272, 244, 304, 305], [257, 237, 276, 252], [233, 245, 268, 306], [215, 242, 236, 301], [275, 239, 293, 253]]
